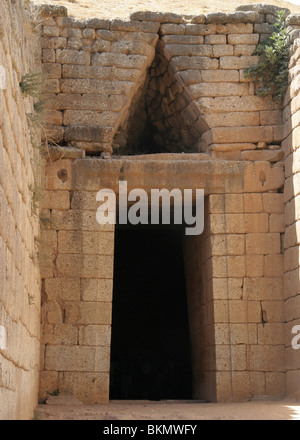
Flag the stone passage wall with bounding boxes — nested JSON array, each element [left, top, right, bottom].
[[0, 0, 41, 419], [39, 158, 115, 403], [40, 4, 286, 159], [282, 15, 300, 399], [184, 197, 215, 401]]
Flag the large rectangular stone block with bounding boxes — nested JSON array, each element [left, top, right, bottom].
[[92, 52, 148, 69], [189, 82, 249, 98], [62, 64, 140, 81], [55, 253, 114, 278], [196, 96, 275, 114], [45, 345, 95, 371], [60, 79, 134, 95], [171, 56, 219, 70], [163, 44, 212, 58], [44, 278, 81, 301], [56, 48, 89, 64], [78, 325, 111, 347], [201, 69, 239, 82], [57, 230, 114, 255], [243, 277, 283, 300], [204, 126, 273, 144], [63, 110, 120, 126], [58, 371, 109, 403], [246, 232, 281, 254], [81, 279, 113, 302]]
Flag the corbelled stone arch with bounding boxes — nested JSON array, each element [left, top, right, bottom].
[[112, 38, 210, 155]]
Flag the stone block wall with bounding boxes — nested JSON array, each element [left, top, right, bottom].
[[184, 197, 215, 402], [282, 16, 300, 400], [0, 0, 41, 419], [39, 158, 115, 403], [208, 189, 285, 401], [3, 0, 300, 415], [39, 4, 286, 159]]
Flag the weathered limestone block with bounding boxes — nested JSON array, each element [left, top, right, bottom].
[[60, 27, 83, 39], [177, 70, 202, 84], [263, 193, 284, 213], [241, 150, 284, 162], [39, 4, 68, 17], [244, 162, 284, 193], [265, 254, 284, 276], [184, 23, 217, 35], [196, 96, 276, 114], [44, 278, 81, 302], [41, 36, 67, 49], [42, 25, 60, 37], [42, 48, 55, 63], [58, 371, 109, 403], [49, 93, 129, 112], [56, 49, 90, 65], [92, 52, 149, 69], [212, 45, 234, 57], [246, 232, 281, 255], [228, 33, 259, 45], [205, 112, 259, 128], [211, 234, 245, 255], [190, 82, 249, 98], [84, 18, 110, 29], [245, 213, 269, 232], [81, 279, 113, 302], [44, 345, 110, 372], [171, 56, 218, 70], [220, 55, 259, 70], [63, 110, 120, 126], [226, 11, 265, 23], [204, 126, 273, 145], [110, 41, 154, 57], [235, 4, 290, 16], [160, 23, 187, 35], [42, 190, 70, 210], [130, 11, 184, 23], [45, 159, 73, 191], [205, 13, 229, 24], [42, 63, 62, 79], [57, 230, 114, 255], [55, 253, 114, 279], [64, 125, 113, 144], [78, 325, 111, 347], [62, 64, 140, 81], [110, 19, 160, 33], [234, 45, 256, 56], [55, 16, 87, 29], [162, 35, 204, 45], [60, 79, 134, 95], [216, 23, 253, 34], [205, 34, 226, 44], [201, 69, 239, 82], [163, 44, 212, 59]]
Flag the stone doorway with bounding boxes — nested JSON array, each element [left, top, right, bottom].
[[109, 224, 193, 400]]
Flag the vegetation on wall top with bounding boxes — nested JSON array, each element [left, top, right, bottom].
[[244, 10, 290, 102]]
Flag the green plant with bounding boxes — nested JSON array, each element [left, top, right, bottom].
[[244, 10, 289, 102], [49, 389, 59, 397], [20, 71, 45, 98]]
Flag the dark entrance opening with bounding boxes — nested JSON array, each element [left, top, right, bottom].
[[109, 225, 193, 400]]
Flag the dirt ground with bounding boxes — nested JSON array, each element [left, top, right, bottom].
[[35, 396, 300, 420], [33, 0, 300, 20]]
